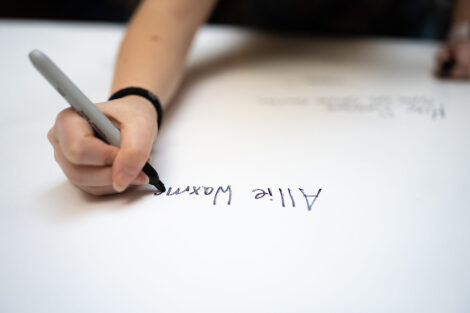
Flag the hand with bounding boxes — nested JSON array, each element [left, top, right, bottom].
[[436, 40, 470, 78], [48, 95, 158, 195]]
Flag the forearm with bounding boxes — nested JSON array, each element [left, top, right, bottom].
[[111, 0, 217, 107], [452, 0, 470, 24]]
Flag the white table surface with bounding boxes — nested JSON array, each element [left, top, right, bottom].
[[0, 20, 469, 313]]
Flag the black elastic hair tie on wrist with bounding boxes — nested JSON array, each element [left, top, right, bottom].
[[109, 87, 163, 129]]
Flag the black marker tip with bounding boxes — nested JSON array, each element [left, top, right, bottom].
[[152, 179, 166, 193], [142, 162, 166, 192]]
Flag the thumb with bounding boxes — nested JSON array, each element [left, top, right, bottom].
[[112, 116, 157, 192]]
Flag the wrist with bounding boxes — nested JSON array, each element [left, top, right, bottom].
[[122, 95, 158, 117], [109, 87, 163, 129]]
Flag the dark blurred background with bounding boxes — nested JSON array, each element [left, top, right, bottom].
[[2, 0, 453, 39]]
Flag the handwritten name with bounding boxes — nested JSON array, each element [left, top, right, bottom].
[[252, 187, 322, 211], [154, 185, 322, 211], [258, 95, 445, 120], [317, 95, 445, 119], [155, 185, 232, 205]]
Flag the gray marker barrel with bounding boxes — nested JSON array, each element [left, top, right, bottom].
[[28, 49, 121, 147]]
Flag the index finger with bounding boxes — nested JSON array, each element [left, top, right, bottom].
[[55, 108, 119, 166]]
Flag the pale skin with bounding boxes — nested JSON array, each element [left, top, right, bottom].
[[48, 0, 470, 196], [48, 0, 217, 195], [437, 0, 470, 78]]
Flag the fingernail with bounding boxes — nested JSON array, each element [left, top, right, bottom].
[[112, 170, 135, 192], [132, 173, 149, 185], [112, 182, 126, 193]]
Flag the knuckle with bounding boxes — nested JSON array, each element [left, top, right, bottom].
[[66, 141, 87, 164], [56, 108, 71, 123]]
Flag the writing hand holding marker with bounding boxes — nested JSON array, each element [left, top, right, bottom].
[[30, 50, 165, 195], [436, 20, 470, 78], [437, 40, 470, 78]]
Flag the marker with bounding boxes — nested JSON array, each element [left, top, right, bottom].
[[28, 49, 166, 192]]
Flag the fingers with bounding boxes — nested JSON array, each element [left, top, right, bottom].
[[53, 108, 119, 166], [81, 173, 149, 196], [80, 185, 119, 196], [50, 130, 149, 188], [52, 141, 112, 187], [80, 185, 125, 196], [436, 41, 470, 79], [48, 96, 158, 195]]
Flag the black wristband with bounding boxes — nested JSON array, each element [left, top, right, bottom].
[[109, 87, 163, 129]]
